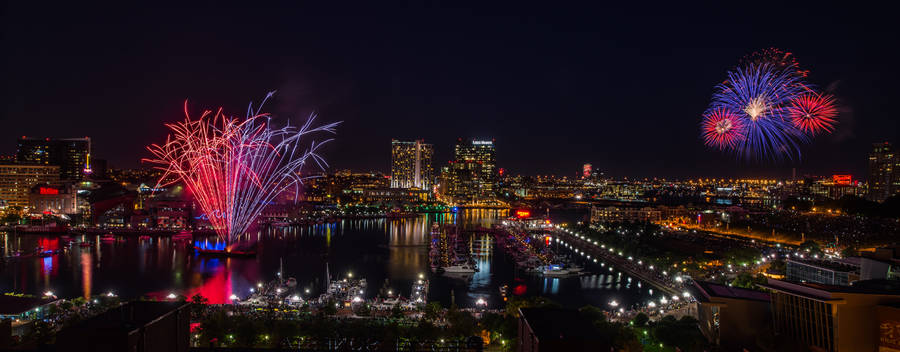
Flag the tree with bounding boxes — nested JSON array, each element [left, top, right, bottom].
[[631, 312, 649, 327], [799, 240, 823, 256], [652, 315, 707, 352], [841, 247, 858, 257], [446, 309, 476, 337], [424, 302, 442, 321], [578, 305, 606, 325], [190, 293, 209, 319], [731, 272, 766, 290]]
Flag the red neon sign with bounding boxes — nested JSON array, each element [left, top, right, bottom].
[[39, 187, 59, 195], [832, 174, 851, 186], [515, 210, 531, 218]]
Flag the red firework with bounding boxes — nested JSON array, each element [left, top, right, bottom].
[[701, 107, 745, 150], [788, 93, 838, 135]]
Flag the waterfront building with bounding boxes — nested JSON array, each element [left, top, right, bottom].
[[304, 170, 391, 204], [16, 137, 92, 181], [867, 142, 899, 202], [390, 139, 433, 191], [448, 139, 496, 204], [759, 278, 900, 351], [590, 205, 661, 223], [28, 183, 78, 215], [693, 281, 771, 350], [0, 164, 60, 208]]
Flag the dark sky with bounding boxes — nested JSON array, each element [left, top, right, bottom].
[[4, 2, 898, 179]]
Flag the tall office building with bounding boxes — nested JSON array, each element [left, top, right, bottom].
[[867, 142, 899, 202], [0, 164, 60, 208], [390, 139, 433, 190], [16, 137, 92, 181], [448, 139, 496, 203]]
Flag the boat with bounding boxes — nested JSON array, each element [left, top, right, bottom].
[[541, 264, 580, 277], [442, 264, 477, 273]]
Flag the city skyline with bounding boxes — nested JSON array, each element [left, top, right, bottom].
[[4, 2, 899, 178]]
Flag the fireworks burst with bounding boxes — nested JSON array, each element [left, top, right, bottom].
[[709, 63, 809, 161], [702, 50, 840, 162], [144, 92, 339, 243], [788, 93, 838, 135], [701, 107, 745, 150]]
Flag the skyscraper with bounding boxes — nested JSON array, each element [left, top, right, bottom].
[[0, 164, 60, 207], [867, 142, 900, 202], [448, 139, 496, 203], [16, 137, 92, 181], [390, 139, 433, 190]]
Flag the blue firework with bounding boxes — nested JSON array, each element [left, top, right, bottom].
[[709, 63, 810, 161]]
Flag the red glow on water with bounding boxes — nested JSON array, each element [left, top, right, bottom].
[[513, 285, 527, 296]]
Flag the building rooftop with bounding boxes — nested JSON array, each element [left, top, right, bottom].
[[693, 281, 770, 303], [787, 258, 859, 273], [758, 278, 900, 301]]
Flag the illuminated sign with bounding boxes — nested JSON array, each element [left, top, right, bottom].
[[832, 174, 851, 185], [39, 187, 59, 195], [472, 140, 493, 145], [515, 210, 531, 218]]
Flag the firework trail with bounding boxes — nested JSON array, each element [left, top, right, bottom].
[[144, 92, 339, 243]]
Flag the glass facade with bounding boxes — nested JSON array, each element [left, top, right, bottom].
[[16, 137, 91, 180], [770, 291, 835, 351], [390, 139, 433, 190]]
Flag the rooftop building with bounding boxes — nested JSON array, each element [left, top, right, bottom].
[[759, 278, 900, 351]]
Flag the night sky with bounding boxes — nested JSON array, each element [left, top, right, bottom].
[[4, 2, 898, 179]]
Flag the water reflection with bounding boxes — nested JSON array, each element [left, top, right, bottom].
[[1, 209, 650, 308]]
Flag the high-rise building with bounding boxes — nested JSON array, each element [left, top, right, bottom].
[[390, 139, 433, 190], [867, 142, 899, 202], [16, 137, 92, 181], [448, 139, 496, 203], [582, 163, 592, 179], [0, 164, 60, 208]]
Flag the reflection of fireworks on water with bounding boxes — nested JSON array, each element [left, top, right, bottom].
[[144, 92, 339, 243], [788, 93, 838, 135], [701, 107, 745, 150]]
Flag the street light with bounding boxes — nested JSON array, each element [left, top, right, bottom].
[[229, 294, 239, 301], [167, 293, 177, 299]]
